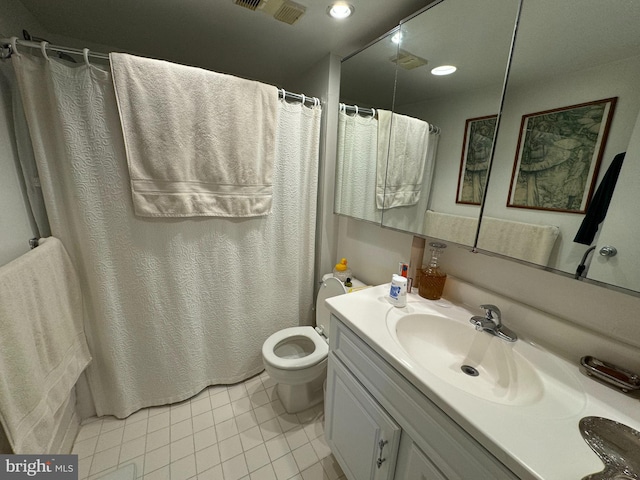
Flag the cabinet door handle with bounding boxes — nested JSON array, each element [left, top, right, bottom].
[[376, 439, 388, 468]]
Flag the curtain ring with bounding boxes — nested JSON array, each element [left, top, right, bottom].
[[354, 105, 359, 116], [280, 88, 286, 100], [301, 94, 306, 106], [40, 41, 50, 60], [10, 37, 19, 55], [83, 48, 91, 67], [372, 108, 376, 118], [314, 97, 320, 108]]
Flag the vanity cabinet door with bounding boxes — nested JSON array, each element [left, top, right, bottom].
[[394, 434, 447, 480], [326, 354, 401, 480]]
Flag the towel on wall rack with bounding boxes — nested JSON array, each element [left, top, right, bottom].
[[0, 237, 91, 453], [110, 53, 279, 217]]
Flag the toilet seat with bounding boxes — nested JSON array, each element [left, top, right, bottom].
[[262, 326, 328, 371]]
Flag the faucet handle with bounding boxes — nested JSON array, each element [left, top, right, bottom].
[[479, 304, 501, 322]]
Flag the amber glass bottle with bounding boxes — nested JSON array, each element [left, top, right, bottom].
[[419, 242, 447, 300]]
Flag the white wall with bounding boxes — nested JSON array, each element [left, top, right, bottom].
[[0, 0, 45, 266], [484, 55, 640, 273], [389, 55, 640, 274]]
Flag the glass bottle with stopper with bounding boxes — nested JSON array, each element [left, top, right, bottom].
[[419, 242, 447, 300]]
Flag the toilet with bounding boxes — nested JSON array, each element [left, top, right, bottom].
[[262, 274, 364, 413]]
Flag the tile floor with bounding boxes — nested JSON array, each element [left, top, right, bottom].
[[72, 371, 346, 480]]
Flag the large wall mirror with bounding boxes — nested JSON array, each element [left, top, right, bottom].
[[335, 0, 520, 246], [334, 27, 398, 225], [380, 0, 519, 240], [480, 0, 640, 294]]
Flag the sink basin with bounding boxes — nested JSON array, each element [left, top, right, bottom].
[[390, 313, 544, 406]]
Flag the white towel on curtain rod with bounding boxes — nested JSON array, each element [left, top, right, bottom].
[[335, 110, 381, 223], [110, 53, 279, 218], [12, 52, 321, 418]]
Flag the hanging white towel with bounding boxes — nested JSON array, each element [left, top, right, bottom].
[[110, 53, 279, 217], [376, 110, 430, 209], [335, 111, 381, 223], [0, 237, 91, 453]]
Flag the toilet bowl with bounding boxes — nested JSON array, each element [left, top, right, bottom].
[[262, 274, 363, 413]]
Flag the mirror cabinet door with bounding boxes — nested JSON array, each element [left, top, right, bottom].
[[479, 0, 640, 293], [379, 0, 520, 244], [334, 30, 399, 224]]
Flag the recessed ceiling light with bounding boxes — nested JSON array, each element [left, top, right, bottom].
[[431, 65, 457, 76], [391, 32, 403, 44], [328, 3, 354, 19]]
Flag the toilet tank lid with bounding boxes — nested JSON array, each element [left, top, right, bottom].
[[316, 276, 348, 336]]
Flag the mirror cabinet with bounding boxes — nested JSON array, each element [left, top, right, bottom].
[[335, 0, 640, 295]]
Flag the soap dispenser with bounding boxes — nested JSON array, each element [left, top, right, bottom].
[[333, 258, 352, 283], [419, 242, 447, 300]]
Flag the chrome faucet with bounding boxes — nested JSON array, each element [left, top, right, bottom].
[[469, 304, 517, 342]]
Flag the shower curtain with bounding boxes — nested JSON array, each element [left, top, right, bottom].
[[12, 52, 321, 418]]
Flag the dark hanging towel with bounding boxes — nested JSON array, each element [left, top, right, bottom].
[[574, 152, 625, 245]]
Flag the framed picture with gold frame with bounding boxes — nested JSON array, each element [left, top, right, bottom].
[[507, 97, 617, 213], [456, 115, 497, 205]]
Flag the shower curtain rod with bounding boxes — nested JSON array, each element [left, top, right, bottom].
[[340, 102, 441, 134], [0, 37, 320, 106]]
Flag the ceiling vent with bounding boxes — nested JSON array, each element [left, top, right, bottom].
[[273, 1, 306, 25], [235, 0, 305, 25], [235, 0, 263, 11], [390, 50, 429, 70]]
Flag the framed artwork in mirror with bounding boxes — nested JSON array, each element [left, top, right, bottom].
[[456, 115, 497, 205], [507, 97, 617, 213]]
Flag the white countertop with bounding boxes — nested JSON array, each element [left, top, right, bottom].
[[325, 283, 640, 480]]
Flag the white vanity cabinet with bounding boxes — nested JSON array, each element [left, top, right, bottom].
[[325, 314, 519, 480]]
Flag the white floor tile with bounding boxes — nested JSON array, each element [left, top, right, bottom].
[[210, 390, 231, 409], [271, 453, 299, 480], [76, 421, 103, 442], [239, 425, 264, 452], [300, 462, 326, 480], [265, 434, 291, 462], [219, 435, 243, 462], [123, 419, 148, 443], [258, 418, 282, 442], [143, 464, 169, 480], [89, 445, 120, 476], [96, 427, 124, 453], [147, 412, 170, 433], [170, 454, 197, 480], [144, 445, 170, 475], [73, 435, 98, 459], [171, 402, 192, 425], [244, 444, 270, 473], [216, 418, 240, 441], [194, 425, 217, 452], [197, 464, 223, 480], [171, 435, 195, 461], [72, 375, 341, 480], [195, 444, 221, 474], [119, 436, 146, 464], [236, 410, 259, 433], [292, 443, 319, 472], [213, 403, 235, 425], [221, 453, 249, 480], [250, 463, 277, 480], [171, 418, 194, 441], [228, 383, 249, 402], [145, 427, 169, 452], [191, 396, 212, 417]]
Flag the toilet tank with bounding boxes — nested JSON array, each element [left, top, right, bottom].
[[316, 274, 365, 338]]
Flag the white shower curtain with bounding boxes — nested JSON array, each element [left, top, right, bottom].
[[12, 52, 320, 418]]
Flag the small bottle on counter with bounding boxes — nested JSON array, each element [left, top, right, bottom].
[[419, 242, 447, 300], [389, 274, 407, 308]]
